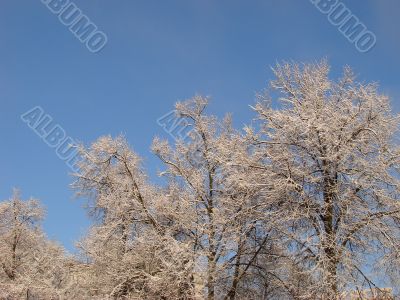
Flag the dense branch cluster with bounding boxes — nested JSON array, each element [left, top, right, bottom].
[[1, 61, 400, 299]]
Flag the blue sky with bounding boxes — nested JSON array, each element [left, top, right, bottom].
[[1, 0, 399, 252]]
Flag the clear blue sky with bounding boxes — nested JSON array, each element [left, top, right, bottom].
[[1, 0, 399, 252]]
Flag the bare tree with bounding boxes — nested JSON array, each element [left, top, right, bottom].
[[72, 135, 195, 299], [0, 189, 67, 299], [244, 60, 400, 298], [153, 96, 281, 300]]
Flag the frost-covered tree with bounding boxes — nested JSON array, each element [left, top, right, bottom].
[[0, 189, 67, 299], [153, 96, 281, 300], [72, 136, 195, 299], [244, 61, 400, 298], [4, 60, 399, 299]]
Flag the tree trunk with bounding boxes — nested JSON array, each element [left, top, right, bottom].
[[322, 170, 338, 294]]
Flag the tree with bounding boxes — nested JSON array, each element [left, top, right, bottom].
[[0, 189, 67, 299], [72, 135, 195, 299], [153, 96, 281, 299], [244, 60, 400, 297]]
